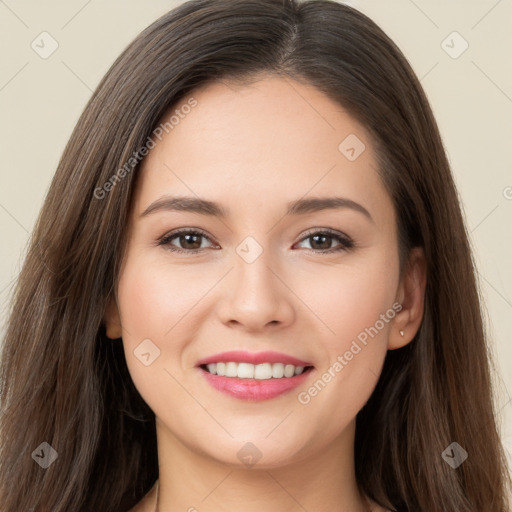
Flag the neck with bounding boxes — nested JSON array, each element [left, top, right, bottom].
[[153, 418, 373, 512]]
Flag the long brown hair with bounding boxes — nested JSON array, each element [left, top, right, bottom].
[[1, 1, 510, 510]]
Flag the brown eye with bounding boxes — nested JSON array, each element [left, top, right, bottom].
[[296, 230, 354, 254], [158, 228, 354, 255], [158, 229, 215, 254]]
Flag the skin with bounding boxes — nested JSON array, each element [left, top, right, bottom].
[[105, 74, 426, 512]]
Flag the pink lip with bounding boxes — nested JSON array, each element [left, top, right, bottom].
[[199, 367, 314, 401], [196, 350, 311, 367], [196, 350, 314, 401]]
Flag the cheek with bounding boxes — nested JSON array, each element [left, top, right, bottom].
[[292, 261, 398, 432], [297, 258, 398, 348], [115, 255, 220, 407], [117, 257, 206, 342], [115, 259, 184, 391]]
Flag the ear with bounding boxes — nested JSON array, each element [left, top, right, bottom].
[[104, 295, 123, 339], [389, 247, 427, 350]]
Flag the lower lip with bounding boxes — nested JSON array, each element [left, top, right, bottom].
[[199, 367, 313, 401]]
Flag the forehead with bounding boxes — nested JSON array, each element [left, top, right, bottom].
[[134, 75, 391, 221]]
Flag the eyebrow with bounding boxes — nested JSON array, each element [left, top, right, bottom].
[[140, 195, 374, 223]]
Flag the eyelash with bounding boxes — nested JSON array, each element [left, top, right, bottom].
[[157, 228, 355, 255]]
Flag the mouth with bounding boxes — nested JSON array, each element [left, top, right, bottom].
[[196, 352, 315, 401], [200, 362, 314, 379]]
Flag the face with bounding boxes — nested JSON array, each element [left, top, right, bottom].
[[106, 74, 407, 468]]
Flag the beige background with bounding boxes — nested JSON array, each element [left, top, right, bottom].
[[1, 0, 511, 474]]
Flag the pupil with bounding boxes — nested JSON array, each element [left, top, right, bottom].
[[178, 234, 333, 251], [182, 234, 200, 249], [311, 234, 330, 250]]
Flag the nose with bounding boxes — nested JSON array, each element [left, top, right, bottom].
[[215, 246, 295, 332]]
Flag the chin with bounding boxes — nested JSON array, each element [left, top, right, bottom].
[[194, 434, 311, 471]]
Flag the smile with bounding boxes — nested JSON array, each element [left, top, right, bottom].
[[196, 350, 315, 401], [201, 361, 310, 379]]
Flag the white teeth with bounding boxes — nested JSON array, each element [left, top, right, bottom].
[[284, 364, 295, 378], [237, 362, 254, 379], [254, 363, 272, 380], [225, 362, 238, 377], [203, 361, 308, 379], [272, 363, 284, 378], [216, 362, 226, 376]]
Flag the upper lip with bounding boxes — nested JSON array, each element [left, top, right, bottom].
[[196, 350, 312, 367]]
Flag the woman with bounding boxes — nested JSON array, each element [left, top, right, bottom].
[[0, 0, 510, 511]]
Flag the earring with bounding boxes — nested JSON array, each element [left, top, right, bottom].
[[399, 330, 404, 337]]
